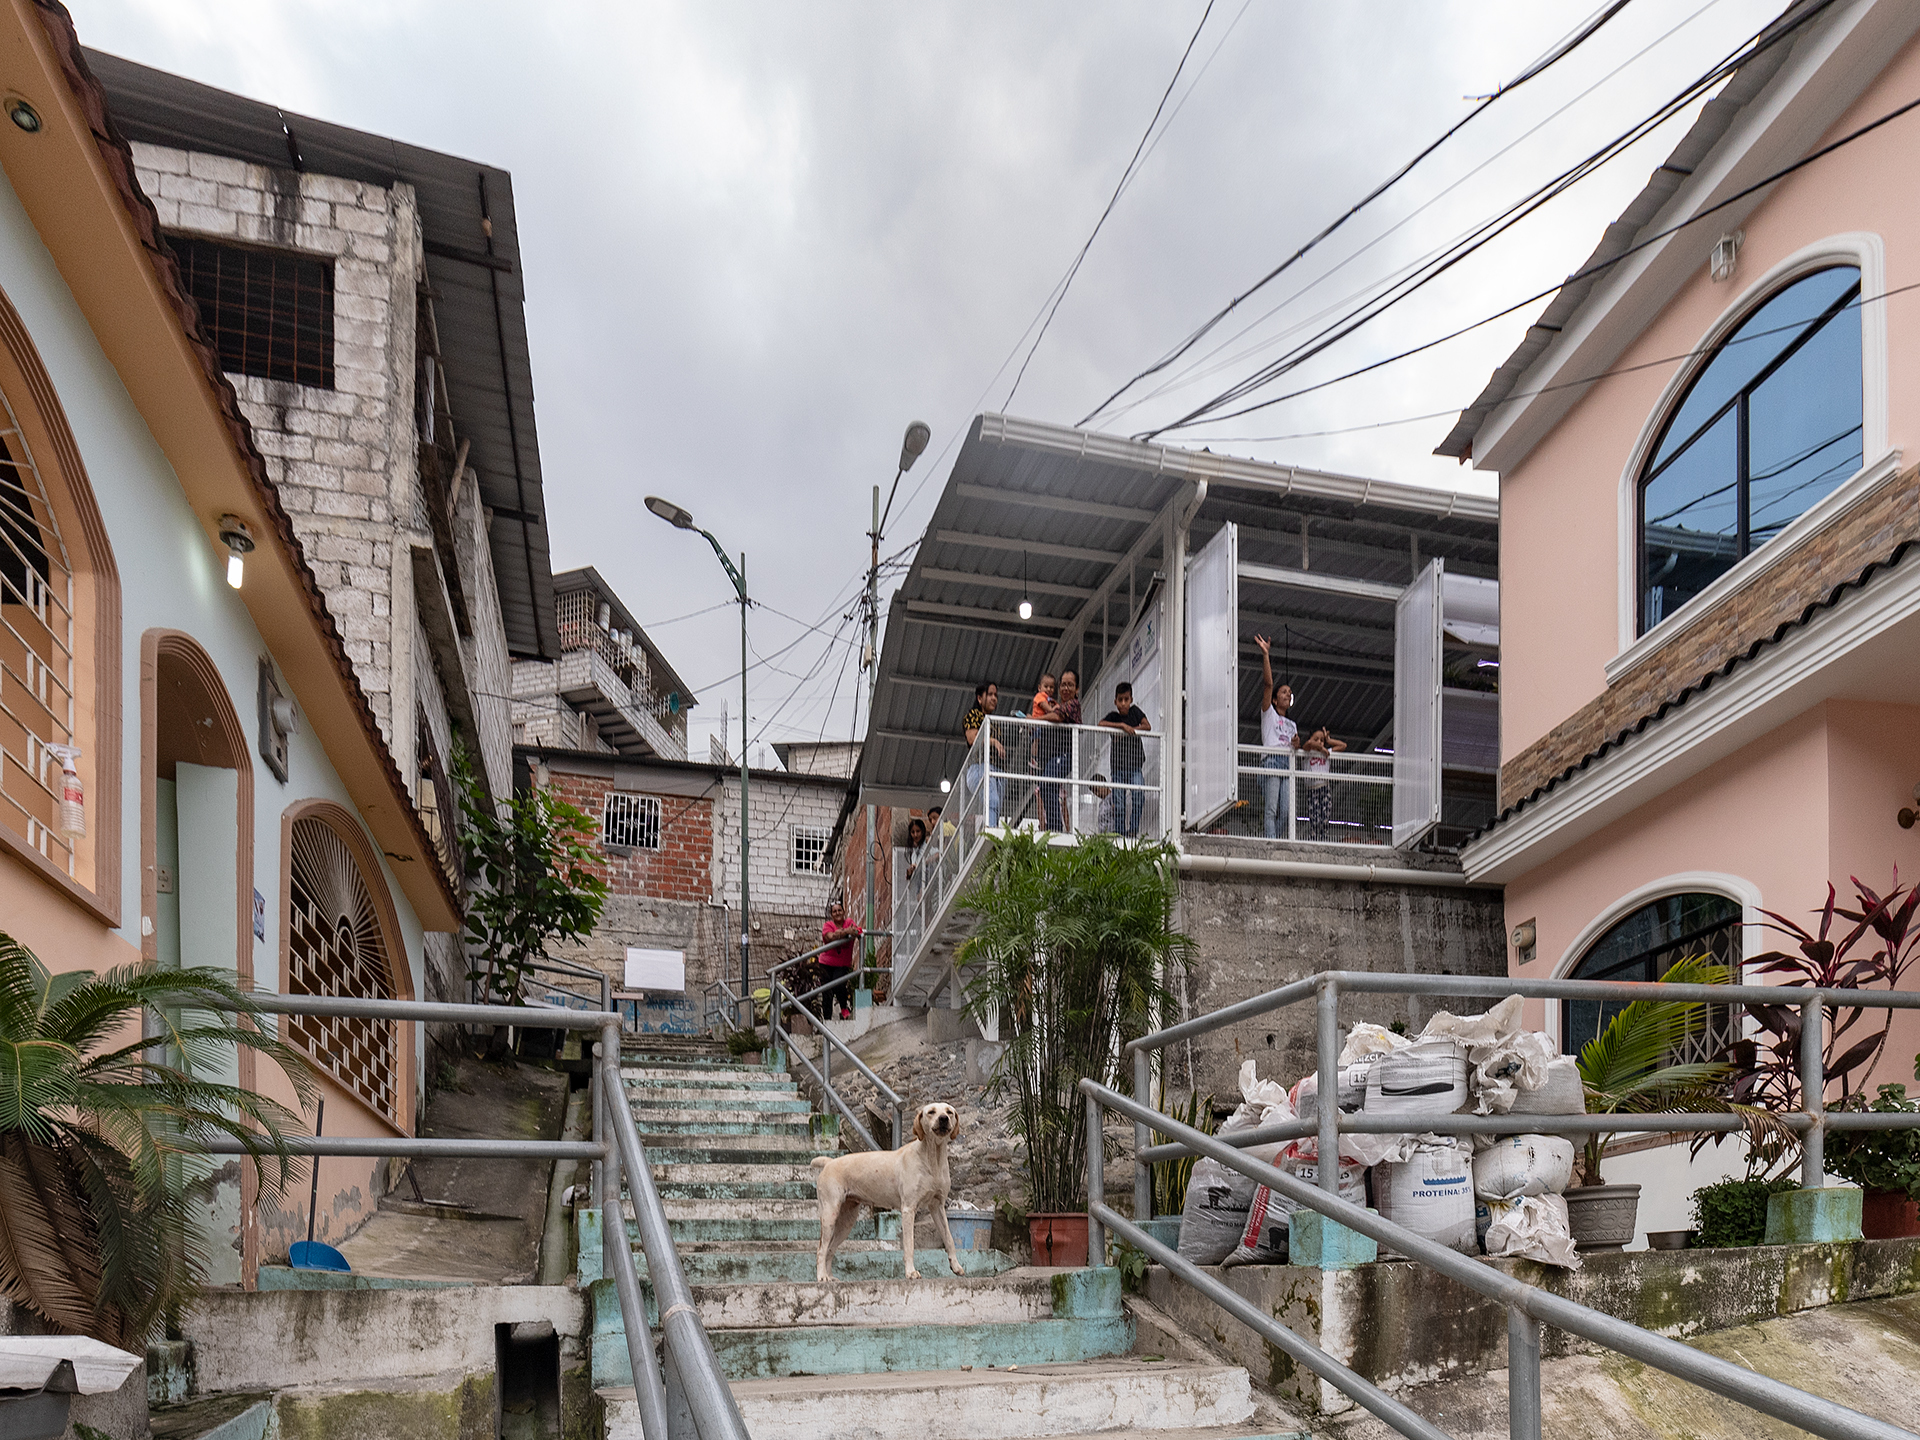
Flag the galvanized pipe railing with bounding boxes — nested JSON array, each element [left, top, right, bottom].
[[1083, 1078, 1917, 1440], [183, 992, 740, 1440]]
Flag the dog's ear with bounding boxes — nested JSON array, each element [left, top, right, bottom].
[[912, 1108, 927, 1143], [947, 1107, 961, 1139]]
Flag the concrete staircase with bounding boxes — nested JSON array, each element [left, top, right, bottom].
[[586, 1035, 1303, 1439]]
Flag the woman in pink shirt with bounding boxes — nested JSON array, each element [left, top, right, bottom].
[[818, 897, 864, 1019]]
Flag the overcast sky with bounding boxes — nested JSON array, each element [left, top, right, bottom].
[[72, 0, 1784, 763]]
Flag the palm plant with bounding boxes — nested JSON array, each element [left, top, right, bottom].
[[956, 832, 1192, 1214], [1575, 954, 1733, 1186], [0, 932, 313, 1346]]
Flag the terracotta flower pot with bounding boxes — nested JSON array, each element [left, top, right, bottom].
[[1564, 1183, 1640, 1252], [1028, 1212, 1090, 1267], [1862, 1189, 1920, 1239]]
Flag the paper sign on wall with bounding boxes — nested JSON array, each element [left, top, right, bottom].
[[624, 947, 686, 993]]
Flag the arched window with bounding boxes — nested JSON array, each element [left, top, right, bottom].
[[284, 807, 406, 1125], [1563, 891, 1743, 1060], [1638, 266, 1862, 634], [0, 284, 118, 915]]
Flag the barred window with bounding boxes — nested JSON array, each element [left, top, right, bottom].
[[170, 235, 335, 388], [791, 825, 830, 875], [604, 792, 660, 851]]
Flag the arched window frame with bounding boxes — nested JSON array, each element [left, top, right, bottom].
[[1613, 234, 1890, 658], [279, 799, 415, 1133], [0, 283, 120, 920], [1547, 871, 1763, 1056]]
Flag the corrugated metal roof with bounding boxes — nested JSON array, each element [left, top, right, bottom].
[[860, 414, 1498, 801], [1436, 1, 1828, 461], [83, 48, 559, 660]]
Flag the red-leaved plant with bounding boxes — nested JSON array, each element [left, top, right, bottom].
[[1724, 872, 1920, 1179]]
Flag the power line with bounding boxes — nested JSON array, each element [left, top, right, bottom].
[[1001, 0, 1220, 411], [1136, 0, 1844, 439], [1077, 0, 1641, 426], [1160, 45, 1920, 439]]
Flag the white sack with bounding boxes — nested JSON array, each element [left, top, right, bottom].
[[1339, 1022, 1413, 1066], [1365, 1038, 1470, 1116], [1483, 1193, 1581, 1270], [1291, 1060, 1376, 1124], [1472, 1135, 1575, 1201], [1419, 995, 1557, 1115], [1375, 1139, 1477, 1255], [1510, 1056, 1585, 1116], [1178, 1060, 1294, 1264]]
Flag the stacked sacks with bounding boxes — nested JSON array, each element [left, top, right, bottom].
[[1176, 1060, 1294, 1265], [1472, 1134, 1580, 1268]]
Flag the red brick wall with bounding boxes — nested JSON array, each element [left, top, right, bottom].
[[544, 771, 712, 903]]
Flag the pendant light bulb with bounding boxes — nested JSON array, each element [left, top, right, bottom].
[[217, 514, 254, 590], [1018, 599, 1033, 621]]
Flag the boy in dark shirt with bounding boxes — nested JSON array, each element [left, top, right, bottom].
[[1098, 682, 1151, 837]]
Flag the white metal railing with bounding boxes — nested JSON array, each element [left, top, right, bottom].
[[1235, 744, 1392, 846], [891, 715, 1165, 979]]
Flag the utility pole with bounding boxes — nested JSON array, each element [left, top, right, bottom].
[[865, 423, 932, 993]]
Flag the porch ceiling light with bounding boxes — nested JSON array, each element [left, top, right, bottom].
[[7, 98, 41, 133], [217, 515, 254, 589], [644, 495, 695, 530], [940, 777, 951, 794]]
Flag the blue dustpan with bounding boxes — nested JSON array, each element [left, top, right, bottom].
[[290, 1098, 351, 1273]]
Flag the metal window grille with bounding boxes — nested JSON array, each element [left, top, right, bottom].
[[604, 792, 660, 851], [0, 401, 76, 878], [791, 825, 830, 875], [170, 235, 335, 389], [286, 817, 398, 1123], [1564, 896, 1745, 1068]]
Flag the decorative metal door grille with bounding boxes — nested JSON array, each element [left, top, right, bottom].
[[286, 817, 397, 1122], [0, 397, 76, 878]]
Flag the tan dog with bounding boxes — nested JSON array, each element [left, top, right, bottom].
[[810, 1103, 962, 1282]]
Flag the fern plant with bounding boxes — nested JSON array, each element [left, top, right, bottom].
[[956, 833, 1192, 1214], [0, 932, 313, 1346], [1575, 954, 1733, 1186]]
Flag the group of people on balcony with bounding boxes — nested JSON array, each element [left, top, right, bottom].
[[958, 672, 1151, 838], [1254, 633, 1346, 842]]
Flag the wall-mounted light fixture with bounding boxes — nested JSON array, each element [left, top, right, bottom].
[[217, 515, 254, 588], [6, 97, 41, 134], [1899, 783, 1920, 830], [1709, 230, 1744, 283]]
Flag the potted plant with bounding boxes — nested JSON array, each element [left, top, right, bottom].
[[1827, 1077, 1920, 1239], [1567, 955, 1731, 1251], [957, 832, 1191, 1266]]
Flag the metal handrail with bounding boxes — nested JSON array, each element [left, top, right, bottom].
[[1083, 1078, 1917, 1440], [597, 1024, 750, 1440], [523, 955, 613, 1013], [769, 971, 904, 1151], [175, 991, 737, 1440]]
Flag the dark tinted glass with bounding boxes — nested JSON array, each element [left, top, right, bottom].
[[1563, 892, 1742, 1057], [1637, 267, 1860, 634]]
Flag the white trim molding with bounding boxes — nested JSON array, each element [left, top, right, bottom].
[[1612, 233, 1890, 660], [1462, 545, 1920, 884]]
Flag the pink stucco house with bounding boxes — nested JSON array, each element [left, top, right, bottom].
[[1444, 0, 1920, 1232]]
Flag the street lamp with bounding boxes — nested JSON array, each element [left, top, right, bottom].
[[646, 495, 752, 1012]]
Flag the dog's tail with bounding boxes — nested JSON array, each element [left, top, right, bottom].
[[809, 1155, 830, 1171]]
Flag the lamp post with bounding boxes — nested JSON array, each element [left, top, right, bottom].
[[645, 495, 752, 1015], [866, 422, 932, 987]]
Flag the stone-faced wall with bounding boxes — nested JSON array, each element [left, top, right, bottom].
[[1169, 835, 1507, 1102]]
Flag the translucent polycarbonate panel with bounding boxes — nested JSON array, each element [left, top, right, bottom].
[[1183, 522, 1238, 831], [1393, 561, 1442, 848]]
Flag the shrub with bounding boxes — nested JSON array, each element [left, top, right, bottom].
[[1826, 1081, 1920, 1198], [1691, 1176, 1796, 1247]]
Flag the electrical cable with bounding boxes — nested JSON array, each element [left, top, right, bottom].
[[1091, 0, 1727, 427], [1002, 0, 1219, 411], [1137, 0, 1844, 438], [1078, 0, 1641, 426], [1161, 56, 1919, 438]]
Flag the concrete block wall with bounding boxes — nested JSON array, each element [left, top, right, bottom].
[[715, 773, 842, 911], [131, 141, 424, 776], [454, 480, 514, 802], [1170, 835, 1507, 1100]]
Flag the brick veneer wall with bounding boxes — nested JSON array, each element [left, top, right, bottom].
[[1500, 462, 1920, 811], [544, 770, 713, 902]]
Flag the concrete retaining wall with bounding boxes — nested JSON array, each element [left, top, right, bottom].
[[183, 1286, 585, 1396], [1146, 1237, 1920, 1413]]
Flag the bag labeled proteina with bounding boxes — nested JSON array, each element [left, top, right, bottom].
[[1375, 1139, 1476, 1255]]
